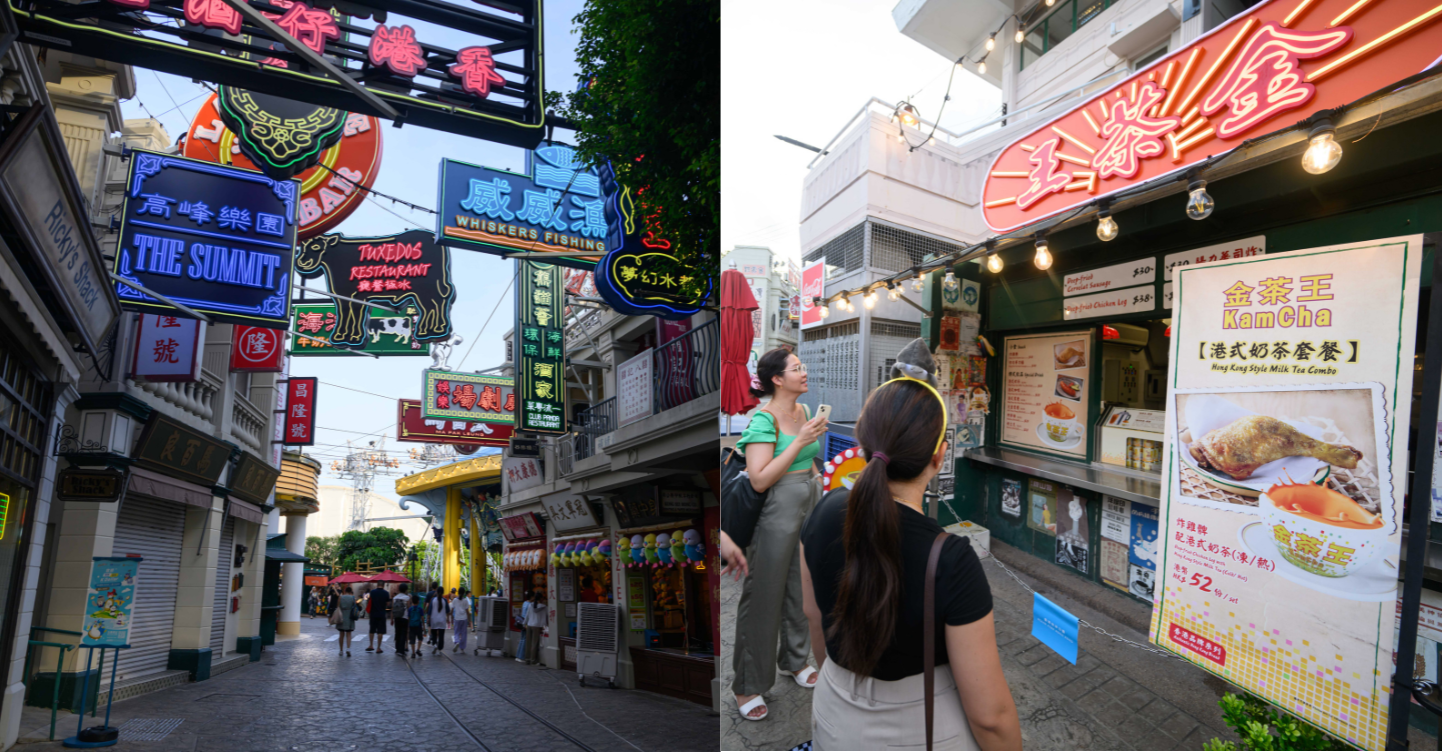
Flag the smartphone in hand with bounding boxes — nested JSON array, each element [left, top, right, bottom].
[[815, 404, 832, 421]]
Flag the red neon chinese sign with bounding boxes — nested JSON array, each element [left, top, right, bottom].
[[981, 0, 1442, 232], [283, 377, 317, 446]]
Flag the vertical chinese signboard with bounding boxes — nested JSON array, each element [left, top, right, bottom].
[[1151, 237, 1421, 749], [515, 260, 566, 434], [132, 314, 204, 381], [283, 377, 318, 446]]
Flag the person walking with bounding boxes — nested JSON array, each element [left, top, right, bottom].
[[799, 374, 1021, 750], [306, 588, 317, 618], [428, 585, 449, 654], [515, 592, 532, 663], [336, 588, 357, 657], [391, 584, 412, 658], [407, 593, 426, 658], [523, 592, 547, 665], [366, 583, 390, 653], [732, 347, 828, 721], [451, 587, 471, 652]]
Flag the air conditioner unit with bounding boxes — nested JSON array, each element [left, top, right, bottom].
[[475, 596, 508, 656], [575, 602, 620, 688]]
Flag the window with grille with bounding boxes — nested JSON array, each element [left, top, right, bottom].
[[868, 223, 968, 273], [802, 224, 864, 277], [0, 330, 50, 696]]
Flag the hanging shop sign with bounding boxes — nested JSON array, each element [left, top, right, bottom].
[[498, 511, 545, 543], [514, 260, 567, 433], [660, 489, 702, 516], [82, 556, 141, 647], [395, 399, 513, 447], [56, 467, 127, 503], [799, 259, 825, 329], [980, 0, 1442, 232], [540, 491, 600, 533], [133, 413, 232, 487], [1163, 237, 1267, 309], [183, 95, 381, 238], [508, 437, 541, 458], [229, 451, 281, 506], [616, 350, 653, 427], [230, 325, 286, 372], [437, 143, 615, 268], [295, 229, 453, 345], [132, 314, 204, 382], [504, 456, 545, 493], [1151, 236, 1422, 750], [113, 150, 298, 327], [11, 0, 543, 146], [291, 303, 427, 356], [282, 376, 317, 446], [1000, 330, 1093, 459], [595, 245, 710, 320], [0, 104, 120, 356], [215, 88, 344, 181], [419, 370, 514, 424]]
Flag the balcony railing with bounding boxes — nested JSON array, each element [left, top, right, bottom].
[[574, 397, 616, 462], [654, 319, 718, 413]]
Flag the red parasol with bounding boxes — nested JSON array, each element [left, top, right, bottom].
[[367, 569, 411, 583], [329, 571, 371, 584], [720, 268, 760, 416]]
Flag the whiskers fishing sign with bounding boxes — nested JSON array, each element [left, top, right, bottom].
[[113, 151, 298, 327]]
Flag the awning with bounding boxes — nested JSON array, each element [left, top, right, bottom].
[[127, 466, 213, 509], [227, 498, 264, 524], [265, 548, 309, 563]]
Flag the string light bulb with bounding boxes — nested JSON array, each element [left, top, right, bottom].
[[819, 302, 830, 319], [1301, 118, 1342, 175], [1186, 179, 1214, 220], [911, 272, 925, 292], [987, 252, 1004, 273], [1016, 26, 1026, 43], [897, 102, 920, 129], [1034, 235, 1053, 270], [1096, 205, 1118, 241], [943, 270, 960, 291], [864, 289, 878, 309], [886, 282, 900, 301], [1045, 0, 1054, 6], [986, 34, 996, 51], [977, 59, 987, 74]]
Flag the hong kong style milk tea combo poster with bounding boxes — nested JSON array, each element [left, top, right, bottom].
[[1151, 236, 1421, 749]]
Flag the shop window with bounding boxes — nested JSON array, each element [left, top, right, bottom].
[[1018, 0, 1114, 71], [0, 331, 48, 687], [1133, 44, 1169, 71], [1095, 320, 1170, 473]]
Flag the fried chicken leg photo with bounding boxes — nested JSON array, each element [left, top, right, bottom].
[[1189, 415, 1362, 480]]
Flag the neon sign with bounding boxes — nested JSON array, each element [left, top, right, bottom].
[[980, 0, 1442, 232], [295, 229, 455, 345], [0, 492, 8, 540], [113, 151, 297, 327]]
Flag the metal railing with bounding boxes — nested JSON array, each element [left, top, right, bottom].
[[574, 397, 616, 462], [653, 319, 719, 413], [23, 627, 83, 741]]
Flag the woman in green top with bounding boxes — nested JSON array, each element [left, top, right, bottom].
[[732, 348, 828, 722]]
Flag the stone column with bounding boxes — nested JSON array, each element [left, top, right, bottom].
[[278, 512, 307, 636], [168, 496, 223, 682]]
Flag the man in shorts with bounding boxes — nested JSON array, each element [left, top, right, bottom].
[[366, 583, 390, 653]]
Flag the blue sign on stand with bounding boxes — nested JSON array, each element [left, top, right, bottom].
[[83, 556, 141, 648], [1031, 592, 1079, 665], [113, 151, 298, 327]]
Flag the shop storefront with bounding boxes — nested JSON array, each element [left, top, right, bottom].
[[500, 511, 548, 655], [540, 490, 613, 672]]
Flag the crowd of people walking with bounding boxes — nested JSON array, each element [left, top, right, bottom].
[[321, 581, 505, 660]]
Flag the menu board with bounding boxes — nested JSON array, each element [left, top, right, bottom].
[[1001, 330, 1092, 458], [1152, 236, 1421, 750]]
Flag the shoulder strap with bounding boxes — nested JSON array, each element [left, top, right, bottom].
[[924, 531, 948, 752]]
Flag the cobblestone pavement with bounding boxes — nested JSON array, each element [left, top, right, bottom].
[[720, 539, 1247, 751], [16, 616, 717, 752]]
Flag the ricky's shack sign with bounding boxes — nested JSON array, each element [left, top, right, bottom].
[[980, 0, 1442, 232], [113, 151, 298, 327]]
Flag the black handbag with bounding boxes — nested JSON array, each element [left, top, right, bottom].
[[721, 411, 777, 550]]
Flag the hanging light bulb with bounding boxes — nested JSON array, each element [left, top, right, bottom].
[[987, 252, 1004, 273], [818, 303, 830, 319], [864, 290, 878, 309], [986, 34, 996, 51], [887, 282, 900, 301], [897, 102, 920, 129], [911, 272, 925, 292], [1034, 235, 1053, 270], [1045, 0, 1055, 6], [1016, 25, 1026, 43], [977, 59, 987, 75], [943, 270, 960, 291], [1186, 179, 1215, 220], [1301, 118, 1342, 175], [1096, 206, 1118, 242]]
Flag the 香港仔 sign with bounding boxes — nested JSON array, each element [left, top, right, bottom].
[[1152, 236, 1422, 750], [113, 151, 298, 327], [980, 0, 1442, 232]]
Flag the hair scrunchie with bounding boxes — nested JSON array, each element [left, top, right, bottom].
[[871, 451, 890, 465]]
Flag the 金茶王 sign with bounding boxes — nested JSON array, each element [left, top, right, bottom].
[[1151, 236, 1422, 750], [113, 151, 298, 327], [515, 260, 567, 434]]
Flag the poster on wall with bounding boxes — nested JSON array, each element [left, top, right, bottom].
[[1027, 478, 1058, 535], [1101, 539, 1129, 591], [1151, 236, 1422, 750], [799, 260, 824, 329], [1101, 496, 1130, 543], [1001, 330, 1091, 459], [1000, 478, 1022, 518], [82, 556, 141, 647], [1055, 493, 1089, 573]]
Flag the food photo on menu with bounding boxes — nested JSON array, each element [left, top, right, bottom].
[[1171, 386, 1393, 601], [1054, 340, 1087, 369], [1055, 374, 1083, 401]]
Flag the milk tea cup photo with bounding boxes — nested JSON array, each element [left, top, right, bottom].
[[1042, 402, 1079, 443], [1260, 482, 1386, 578]]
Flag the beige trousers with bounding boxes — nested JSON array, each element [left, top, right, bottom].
[[812, 658, 979, 751], [731, 471, 820, 696]]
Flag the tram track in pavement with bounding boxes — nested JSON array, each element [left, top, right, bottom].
[[400, 645, 603, 752]]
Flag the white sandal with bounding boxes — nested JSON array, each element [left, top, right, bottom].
[[790, 665, 818, 688], [737, 695, 768, 721]]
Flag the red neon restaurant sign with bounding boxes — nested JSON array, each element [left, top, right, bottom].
[[981, 0, 1442, 233]]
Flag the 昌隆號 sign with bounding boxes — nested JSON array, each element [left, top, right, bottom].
[[113, 151, 298, 327]]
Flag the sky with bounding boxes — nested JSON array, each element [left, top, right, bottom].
[[721, 0, 1003, 267], [118, 0, 588, 503]]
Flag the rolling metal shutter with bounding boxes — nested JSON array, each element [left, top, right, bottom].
[[209, 517, 236, 657], [112, 496, 186, 681]]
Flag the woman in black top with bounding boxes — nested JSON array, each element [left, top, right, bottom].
[[799, 377, 1020, 750]]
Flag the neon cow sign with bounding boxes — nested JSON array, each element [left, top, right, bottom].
[[980, 0, 1442, 232]]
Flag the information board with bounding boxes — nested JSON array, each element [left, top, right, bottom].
[[1001, 330, 1091, 459], [83, 556, 141, 647]]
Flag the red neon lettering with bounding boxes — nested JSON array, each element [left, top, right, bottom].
[[1201, 22, 1352, 139]]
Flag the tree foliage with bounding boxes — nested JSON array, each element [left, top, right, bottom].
[[304, 535, 340, 567], [551, 0, 718, 305], [335, 527, 409, 573], [1203, 692, 1346, 751]]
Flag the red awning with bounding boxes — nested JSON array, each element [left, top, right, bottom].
[[128, 466, 213, 509]]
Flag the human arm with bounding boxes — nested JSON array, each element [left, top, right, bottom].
[[945, 614, 1022, 751], [798, 543, 828, 670], [719, 530, 749, 581], [744, 411, 828, 493]]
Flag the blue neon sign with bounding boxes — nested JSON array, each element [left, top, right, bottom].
[[114, 151, 298, 327]]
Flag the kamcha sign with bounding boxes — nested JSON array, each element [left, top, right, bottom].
[[291, 303, 427, 356], [295, 229, 453, 345], [113, 150, 298, 327], [980, 0, 1442, 232], [419, 371, 514, 425], [396, 398, 513, 448]]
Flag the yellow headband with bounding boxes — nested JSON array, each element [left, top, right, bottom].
[[876, 377, 949, 456]]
